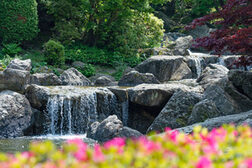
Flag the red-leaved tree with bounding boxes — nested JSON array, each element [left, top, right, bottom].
[[186, 0, 252, 69]]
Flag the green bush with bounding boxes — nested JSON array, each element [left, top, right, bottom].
[[65, 43, 123, 67], [0, 0, 39, 43], [1, 43, 22, 57], [43, 40, 65, 66], [76, 64, 96, 77]]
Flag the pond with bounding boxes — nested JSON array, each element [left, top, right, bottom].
[[0, 135, 96, 153]]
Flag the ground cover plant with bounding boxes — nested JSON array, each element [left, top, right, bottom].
[[0, 124, 251, 168]]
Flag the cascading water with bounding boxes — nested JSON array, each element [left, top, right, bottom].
[[45, 87, 122, 136]]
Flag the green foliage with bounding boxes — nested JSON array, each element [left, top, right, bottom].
[[76, 64, 96, 77], [0, 0, 39, 43], [0, 55, 20, 70], [43, 40, 65, 66], [44, 0, 166, 55], [173, 0, 225, 24], [1, 43, 22, 57], [65, 43, 123, 67]]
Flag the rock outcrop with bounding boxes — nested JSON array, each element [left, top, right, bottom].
[[136, 56, 192, 82], [60, 68, 91, 86], [7, 59, 32, 71], [30, 73, 62, 86], [118, 71, 160, 86], [88, 115, 142, 143], [0, 90, 33, 138]]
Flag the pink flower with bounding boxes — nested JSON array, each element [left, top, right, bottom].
[[21, 151, 34, 159], [196, 157, 212, 168], [138, 137, 161, 154], [93, 144, 105, 162], [104, 137, 125, 153], [244, 158, 252, 168], [165, 130, 179, 143], [67, 139, 88, 161]]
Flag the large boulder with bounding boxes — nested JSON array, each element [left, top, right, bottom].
[[0, 90, 33, 138], [30, 73, 62, 86], [147, 90, 202, 133], [91, 115, 142, 143], [188, 99, 220, 124], [197, 64, 229, 89], [25, 84, 51, 110], [177, 110, 252, 134], [135, 56, 192, 82], [60, 68, 91, 86], [94, 76, 116, 86], [228, 70, 252, 99], [7, 59, 32, 71], [204, 78, 252, 116], [173, 35, 193, 56], [128, 83, 201, 107], [118, 71, 160, 86], [0, 68, 30, 93]]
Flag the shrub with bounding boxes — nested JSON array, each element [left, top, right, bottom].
[[1, 43, 22, 57], [65, 43, 123, 67], [0, 125, 252, 167], [0, 0, 39, 43], [43, 40, 65, 66], [76, 64, 96, 77]]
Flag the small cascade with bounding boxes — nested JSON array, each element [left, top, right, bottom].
[[121, 101, 129, 126], [218, 57, 226, 66], [45, 87, 121, 135], [194, 56, 202, 78]]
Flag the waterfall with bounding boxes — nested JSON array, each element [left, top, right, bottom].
[[121, 101, 129, 126], [194, 57, 202, 78], [218, 57, 225, 66], [45, 87, 121, 135]]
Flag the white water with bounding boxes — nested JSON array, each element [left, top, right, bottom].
[[45, 87, 121, 135]]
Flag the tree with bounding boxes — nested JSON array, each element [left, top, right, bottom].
[[0, 0, 39, 43], [44, 0, 167, 55], [186, 0, 252, 69]]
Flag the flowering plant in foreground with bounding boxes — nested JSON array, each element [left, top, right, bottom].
[[0, 125, 252, 168]]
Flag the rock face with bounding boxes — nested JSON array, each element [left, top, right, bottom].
[[7, 59, 32, 71], [177, 110, 252, 133], [173, 35, 193, 56], [0, 90, 33, 138], [0, 68, 30, 93], [94, 76, 115, 86], [118, 71, 160, 86], [188, 99, 220, 124], [30, 73, 61, 86], [228, 70, 252, 99], [136, 56, 192, 82], [147, 90, 202, 132], [60, 68, 91, 86], [197, 64, 229, 89], [90, 115, 142, 143], [203, 78, 252, 116]]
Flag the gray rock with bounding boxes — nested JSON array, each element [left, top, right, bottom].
[[127, 83, 200, 107], [197, 64, 229, 89], [173, 36, 193, 56], [203, 78, 252, 116], [118, 71, 160, 86], [177, 110, 252, 134], [30, 73, 62, 86], [0, 68, 30, 93], [25, 84, 50, 110], [7, 59, 32, 71], [60, 68, 91, 86], [188, 99, 220, 124], [0, 90, 33, 138], [72, 61, 85, 68], [187, 25, 213, 39], [87, 121, 100, 139], [92, 115, 142, 142], [136, 56, 192, 82], [228, 70, 252, 99], [147, 90, 202, 132], [94, 76, 115, 86]]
